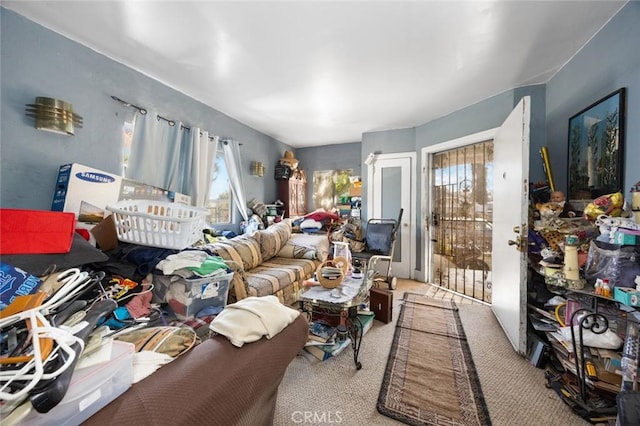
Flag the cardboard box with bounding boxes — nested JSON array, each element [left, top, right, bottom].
[[611, 230, 640, 245], [51, 163, 190, 223], [89, 216, 119, 251], [336, 204, 352, 217], [614, 286, 640, 307]]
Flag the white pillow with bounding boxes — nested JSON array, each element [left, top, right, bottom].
[[288, 233, 330, 261]]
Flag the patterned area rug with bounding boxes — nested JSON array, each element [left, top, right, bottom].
[[377, 293, 492, 425]]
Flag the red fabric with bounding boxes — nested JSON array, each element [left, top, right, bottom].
[[76, 228, 90, 241], [125, 283, 154, 318], [304, 211, 339, 222], [0, 209, 75, 254]]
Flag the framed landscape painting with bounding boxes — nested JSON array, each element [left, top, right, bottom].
[[567, 88, 626, 201]]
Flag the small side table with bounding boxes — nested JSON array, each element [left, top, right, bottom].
[[298, 274, 372, 369]]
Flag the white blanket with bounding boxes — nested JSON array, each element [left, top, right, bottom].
[[209, 295, 300, 347]]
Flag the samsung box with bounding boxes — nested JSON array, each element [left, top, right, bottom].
[[51, 163, 190, 223]]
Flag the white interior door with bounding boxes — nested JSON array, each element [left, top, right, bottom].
[[491, 96, 530, 355], [366, 153, 415, 278]]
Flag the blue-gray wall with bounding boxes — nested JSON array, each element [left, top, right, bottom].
[[0, 8, 291, 232], [546, 1, 639, 196], [2, 3, 638, 270], [356, 1, 639, 274], [360, 85, 546, 270]]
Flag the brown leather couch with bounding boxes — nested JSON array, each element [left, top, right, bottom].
[[83, 315, 308, 425]]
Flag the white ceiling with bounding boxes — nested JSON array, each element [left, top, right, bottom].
[[3, 1, 627, 147]]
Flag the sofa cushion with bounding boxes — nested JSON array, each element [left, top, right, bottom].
[[244, 257, 316, 297], [254, 220, 292, 261], [209, 235, 262, 271]]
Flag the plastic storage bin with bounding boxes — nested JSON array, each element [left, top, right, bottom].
[[156, 272, 233, 319], [20, 340, 134, 425], [107, 200, 208, 249]]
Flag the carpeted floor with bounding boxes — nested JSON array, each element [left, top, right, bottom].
[[274, 280, 590, 426]]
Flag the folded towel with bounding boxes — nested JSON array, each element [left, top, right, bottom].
[[132, 351, 174, 383], [209, 295, 300, 347]]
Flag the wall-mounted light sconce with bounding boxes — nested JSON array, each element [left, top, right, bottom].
[[25, 97, 83, 135], [251, 161, 265, 177], [364, 153, 376, 166]]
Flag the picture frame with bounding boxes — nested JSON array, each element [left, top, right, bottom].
[[567, 88, 626, 201]]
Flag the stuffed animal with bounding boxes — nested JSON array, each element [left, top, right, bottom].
[[535, 202, 565, 252], [536, 202, 564, 222]]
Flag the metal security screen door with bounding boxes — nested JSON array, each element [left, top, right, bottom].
[[431, 141, 493, 303]]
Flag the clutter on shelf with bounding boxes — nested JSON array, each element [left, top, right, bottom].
[[527, 184, 640, 423]]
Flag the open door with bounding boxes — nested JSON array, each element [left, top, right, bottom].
[[491, 96, 530, 355]]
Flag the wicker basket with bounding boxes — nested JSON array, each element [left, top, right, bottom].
[[316, 256, 348, 289]]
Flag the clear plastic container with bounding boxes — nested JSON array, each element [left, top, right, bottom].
[[20, 340, 134, 425]]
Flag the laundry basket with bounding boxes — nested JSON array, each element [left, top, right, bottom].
[[107, 200, 208, 249]]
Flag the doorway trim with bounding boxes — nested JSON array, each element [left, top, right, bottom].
[[421, 128, 497, 284], [366, 151, 416, 279]]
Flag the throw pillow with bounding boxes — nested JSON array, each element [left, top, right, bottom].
[[278, 242, 317, 260], [288, 233, 330, 262], [254, 219, 292, 261], [209, 235, 262, 270]]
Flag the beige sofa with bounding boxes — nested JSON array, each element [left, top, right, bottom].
[[206, 220, 330, 305]]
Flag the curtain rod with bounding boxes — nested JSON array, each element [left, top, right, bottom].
[[111, 95, 220, 142], [111, 95, 147, 115]]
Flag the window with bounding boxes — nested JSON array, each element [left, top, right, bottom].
[[121, 120, 134, 176], [206, 150, 231, 224], [122, 118, 230, 223], [313, 169, 354, 210]]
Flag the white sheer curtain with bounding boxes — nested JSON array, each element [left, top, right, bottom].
[[126, 110, 184, 192], [127, 111, 221, 208], [222, 139, 248, 221], [183, 128, 219, 208]]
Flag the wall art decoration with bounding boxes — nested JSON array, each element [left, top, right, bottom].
[[567, 88, 626, 201]]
